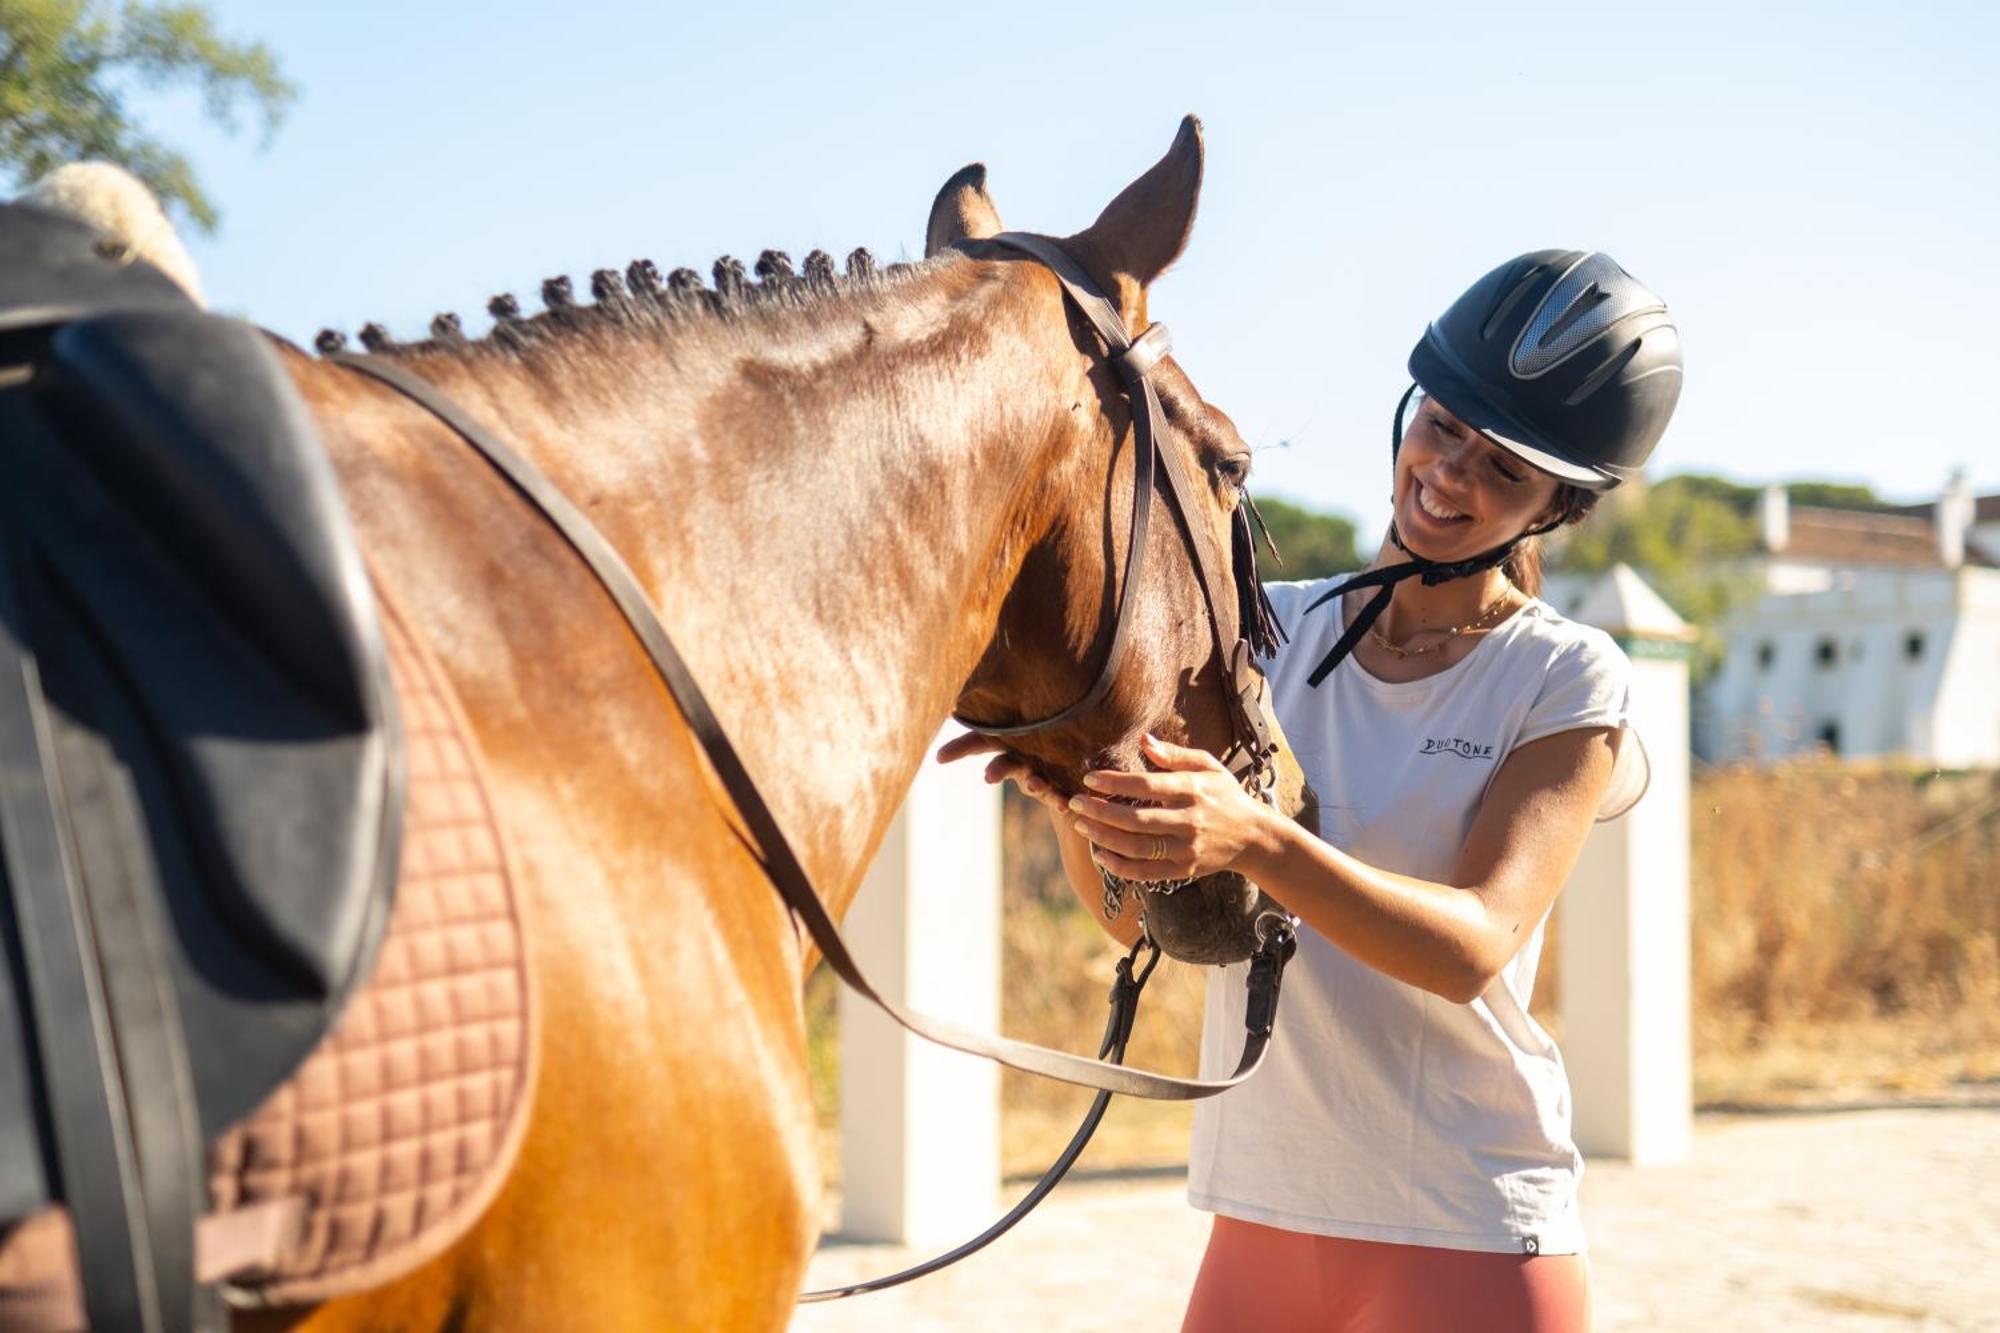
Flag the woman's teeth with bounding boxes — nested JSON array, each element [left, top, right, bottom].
[[1417, 483, 1467, 522]]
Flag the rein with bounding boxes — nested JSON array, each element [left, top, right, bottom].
[[325, 233, 1294, 1296]]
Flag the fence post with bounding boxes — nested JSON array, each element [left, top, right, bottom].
[[836, 734, 1002, 1242], [1561, 564, 1696, 1164]]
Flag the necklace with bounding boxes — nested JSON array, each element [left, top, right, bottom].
[[1367, 586, 1518, 659]]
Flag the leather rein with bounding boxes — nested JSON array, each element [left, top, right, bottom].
[[327, 231, 1294, 1298]]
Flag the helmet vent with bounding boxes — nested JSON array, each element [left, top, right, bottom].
[[1538, 283, 1612, 350], [1563, 336, 1643, 406], [1479, 264, 1548, 342], [1512, 253, 1651, 377]]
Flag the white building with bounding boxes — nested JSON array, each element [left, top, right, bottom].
[[1698, 476, 2000, 767], [1544, 475, 2000, 768]]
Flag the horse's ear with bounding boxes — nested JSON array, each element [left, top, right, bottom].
[[926, 164, 1004, 256], [1070, 116, 1205, 325]]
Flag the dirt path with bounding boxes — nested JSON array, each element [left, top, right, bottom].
[[794, 1106, 1997, 1331]]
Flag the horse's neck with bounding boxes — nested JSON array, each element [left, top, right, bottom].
[[437, 261, 1072, 911]]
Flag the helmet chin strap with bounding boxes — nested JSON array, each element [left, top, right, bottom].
[[1299, 526, 1528, 688], [1298, 386, 1562, 688]]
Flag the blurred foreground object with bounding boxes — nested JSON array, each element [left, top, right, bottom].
[[21, 160, 204, 302]]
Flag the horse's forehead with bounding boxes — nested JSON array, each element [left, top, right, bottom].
[[1150, 359, 1242, 444]]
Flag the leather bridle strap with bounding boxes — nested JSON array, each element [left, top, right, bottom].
[[798, 936, 1158, 1303], [953, 232, 1278, 783], [948, 234, 1163, 737], [328, 348, 1291, 1102]]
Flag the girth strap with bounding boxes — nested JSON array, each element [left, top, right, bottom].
[[0, 549, 212, 1333], [326, 344, 1290, 1102]]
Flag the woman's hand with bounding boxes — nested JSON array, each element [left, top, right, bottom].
[[933, 732, 1069, 818], [1067, 734, 1282, 883], [937, 731, 1148, 945]]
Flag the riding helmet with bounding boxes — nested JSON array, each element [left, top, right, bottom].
[[1405, 250, 1682, 491], [1298, 251, 1683, 687]]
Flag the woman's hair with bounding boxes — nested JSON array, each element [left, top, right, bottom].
[[1502, 484, 1599, 597]]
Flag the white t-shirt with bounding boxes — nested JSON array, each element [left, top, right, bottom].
[[1187, 576, 1639, 1256]]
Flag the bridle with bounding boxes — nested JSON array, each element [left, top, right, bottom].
[[327, 231, 1295, 1300], [952, 234, 1278, 772], [950, 233, 1286, 918]]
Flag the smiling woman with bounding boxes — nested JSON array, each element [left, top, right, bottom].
[[1396, 388, 1597, 606], [988, 250, 1683, 1332]]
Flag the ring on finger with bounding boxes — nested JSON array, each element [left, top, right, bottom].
[[1147, 835, 1166, 862]]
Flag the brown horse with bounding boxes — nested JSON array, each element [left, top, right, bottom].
[[246, 117, 1282, 1330]]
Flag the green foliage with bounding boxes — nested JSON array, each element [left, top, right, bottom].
[[1786, 480, 1881, 510], [1549, 474, 1765, 680], [1653, 472, 1758, 515], [1247, 493, 1362, 581], [0, 1, 294, 231], [1555, 475, 1759, 578]]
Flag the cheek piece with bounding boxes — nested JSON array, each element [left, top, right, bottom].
[[1298, 385, 1566, 688]]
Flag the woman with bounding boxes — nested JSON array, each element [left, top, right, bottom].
[[952, 249, 1681, 1331]]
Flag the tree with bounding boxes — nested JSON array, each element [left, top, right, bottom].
[[0, 1, 293, 232], [1785, 480, 1881, 510], [1247, 494, 1363, 582], [1549, 474, 1766, 680]]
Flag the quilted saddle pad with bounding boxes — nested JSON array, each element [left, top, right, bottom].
[[202, 573, 541, 1308], [0, 572, 540, 1328]]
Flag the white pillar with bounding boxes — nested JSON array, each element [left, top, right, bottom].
[[836, 736, 1001, 1242], [1562, 565, 1695, 1164]]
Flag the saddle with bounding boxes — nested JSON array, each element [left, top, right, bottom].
[[0, 202, 536, 1330]]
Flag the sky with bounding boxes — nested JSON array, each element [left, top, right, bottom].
[[98, 0, 2000, 542]]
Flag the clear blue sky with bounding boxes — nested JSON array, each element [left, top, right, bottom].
[[109, 0, 1999, 540]]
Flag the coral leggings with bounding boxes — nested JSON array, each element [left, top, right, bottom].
[[1183, 1216, 1591, 1333]]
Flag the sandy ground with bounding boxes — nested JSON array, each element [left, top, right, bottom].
[[793, 1105, 1998, 1331]]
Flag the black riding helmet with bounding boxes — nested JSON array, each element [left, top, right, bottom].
[[1301, 250, 1682, 687], [1406, 249, 1681, 490]]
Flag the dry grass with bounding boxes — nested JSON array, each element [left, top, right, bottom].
[[810, 764, 2000, 1178], [1678, 758, 1999, 1101]]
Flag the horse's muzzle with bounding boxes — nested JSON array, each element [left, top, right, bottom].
[[1131, 870, 1291, 966]]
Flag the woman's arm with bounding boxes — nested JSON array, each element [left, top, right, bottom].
[[1068, 729, 1618, 1002], [933, 734, 1145, 947], [1048, 812, 1146, 948]]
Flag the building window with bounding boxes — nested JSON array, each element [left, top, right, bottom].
[[1756, 641, 1776, 671], [1815, 637, 1838, 668], [1905, 632, 1925, 662], [1818, 722, 1841, 755]]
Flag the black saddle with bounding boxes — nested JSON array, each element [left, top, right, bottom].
[[0, 202, 401, 1331]]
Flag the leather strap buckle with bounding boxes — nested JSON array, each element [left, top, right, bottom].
[[1113, 322, 1171, 383]]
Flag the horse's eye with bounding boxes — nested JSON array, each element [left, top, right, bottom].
[[1215, 454, 1252, 485]]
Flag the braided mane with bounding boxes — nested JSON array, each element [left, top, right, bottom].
[[313, 248, 934, 363]]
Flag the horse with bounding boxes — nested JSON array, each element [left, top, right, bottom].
[[17, 118, 1304, 1329]]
